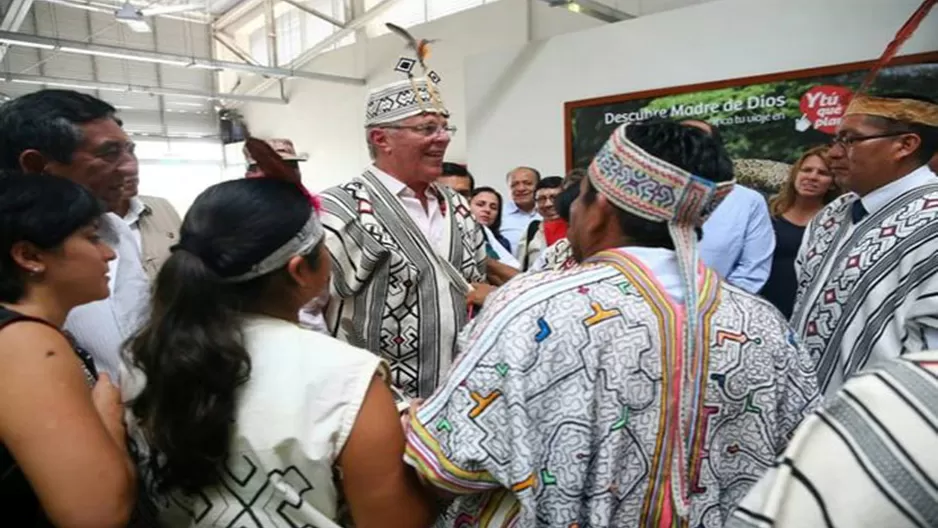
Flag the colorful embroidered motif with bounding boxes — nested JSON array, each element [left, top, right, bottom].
[[405, 251, 819, 527]]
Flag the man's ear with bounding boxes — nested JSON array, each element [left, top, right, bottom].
[[368, 128, 392, 156], [18, 150, 49, 174], [895, 133, 923, 164]]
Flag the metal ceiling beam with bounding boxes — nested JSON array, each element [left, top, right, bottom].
[[212, 30, 261, 66], [281, 0, 344, 28], [0, 0, 36, 62], [212, 0, 265, 30], [0, 30, 365, 85], [240, 0, 402, 98], [36, 0, 211, 24], [2, 71, 288, 103]]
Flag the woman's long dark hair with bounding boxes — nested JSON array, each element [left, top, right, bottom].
[[0, 170, 102, 303], [128, 178, 321, 493], [471, 186, 505, 233]]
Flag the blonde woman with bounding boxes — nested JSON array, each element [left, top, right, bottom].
[[761, 146, 840, 317]]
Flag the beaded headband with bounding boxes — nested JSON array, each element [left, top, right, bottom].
[[222, 212, 324, 283]]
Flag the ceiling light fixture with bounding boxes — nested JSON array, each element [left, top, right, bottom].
[[59, 46, 191, 66]]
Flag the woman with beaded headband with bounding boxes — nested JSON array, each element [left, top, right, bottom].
[[403, 121, 819, 527], [122, 177, 437, 527]]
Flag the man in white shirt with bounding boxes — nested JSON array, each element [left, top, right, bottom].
[[792, 92, 938, 397], [319, 55, 487, 399], [0, 89, 150, 381], [500, 166, 542, 251]]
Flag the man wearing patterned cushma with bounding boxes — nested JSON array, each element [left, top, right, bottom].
[[404, 121, 819, 527], [791, 93, 938, 397], [320, 63, 486, 399], [728, 350, 938, 528]]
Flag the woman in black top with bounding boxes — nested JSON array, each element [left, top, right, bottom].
[[761, 146, 840, 318], [0, 172, 135, 527]]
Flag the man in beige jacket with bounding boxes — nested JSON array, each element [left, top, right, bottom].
[[115, 173, 182, 281]]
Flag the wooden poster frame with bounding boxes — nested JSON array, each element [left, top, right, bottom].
[[563, 51, 938, 172]]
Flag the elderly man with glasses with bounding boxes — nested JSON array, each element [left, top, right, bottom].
[[791, 92, 938, 397], [318, 60, 487, 402]]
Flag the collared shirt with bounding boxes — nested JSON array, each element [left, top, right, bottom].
[[369, 165, 446, 256], [799, 165, 938, 259], [860, 164, 936, 215], [699, 184, 775, 293], [121, 196, 147, 254], [64, 213, 151, 382], [500, 201, 541, 252]]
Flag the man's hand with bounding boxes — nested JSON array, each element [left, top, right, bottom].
[[467, 283, 496, 307]]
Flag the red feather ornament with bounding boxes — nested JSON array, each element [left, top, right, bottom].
[[242, 132, 321, 212], [858, 0, 937, 94]]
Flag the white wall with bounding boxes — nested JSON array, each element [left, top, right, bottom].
[[466, 0, 938, 190], [237, 0, 599, 191]]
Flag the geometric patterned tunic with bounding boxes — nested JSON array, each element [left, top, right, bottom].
[[727, 350, 938, 528], [405, 249, 820, 527], [791, 174, 938, 396], [320, 169, 486, 398]]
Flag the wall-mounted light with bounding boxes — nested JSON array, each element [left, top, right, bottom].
[[544, 0, 635, 23]]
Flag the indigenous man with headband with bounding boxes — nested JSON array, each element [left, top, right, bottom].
[[791, 93, 938, 396], [319, 28, 486, 400], [403, 121, 818, 526]]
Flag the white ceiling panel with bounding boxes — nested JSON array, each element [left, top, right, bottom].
[[1, 0, 219, 136]]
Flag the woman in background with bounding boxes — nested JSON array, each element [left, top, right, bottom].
[[0, 171, 135, 528], [761, 146, 839, 318], [470, 186, 519, 268], [125, 177, 435, 527]]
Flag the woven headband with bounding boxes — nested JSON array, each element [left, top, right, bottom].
[[588, 124, 734, 227], [588, 122, 734, 519], [844, 95, 938, 127], [222, 212, 324, 283]]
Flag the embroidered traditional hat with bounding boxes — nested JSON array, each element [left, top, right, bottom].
[[588, 122, 734, 519], [243, 138, 308, 164], [844, 94, 938, 127], [365, 23, 447, 127]]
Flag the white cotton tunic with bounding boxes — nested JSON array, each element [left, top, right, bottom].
[[123, 315, 384, 527]]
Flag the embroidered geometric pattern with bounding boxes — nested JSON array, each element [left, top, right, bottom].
[[406, 252, 819, 527], [395, 56, 416, 74], [321, 171, 486, 398], [792, 185, 938, 396], [365, 78, 449, 127], [127, 435, 346, 527]]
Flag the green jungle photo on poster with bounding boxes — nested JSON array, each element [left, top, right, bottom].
[[566, 53, 938, 194]]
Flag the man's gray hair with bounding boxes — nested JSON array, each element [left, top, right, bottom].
[[365, 117, 409, 161]]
